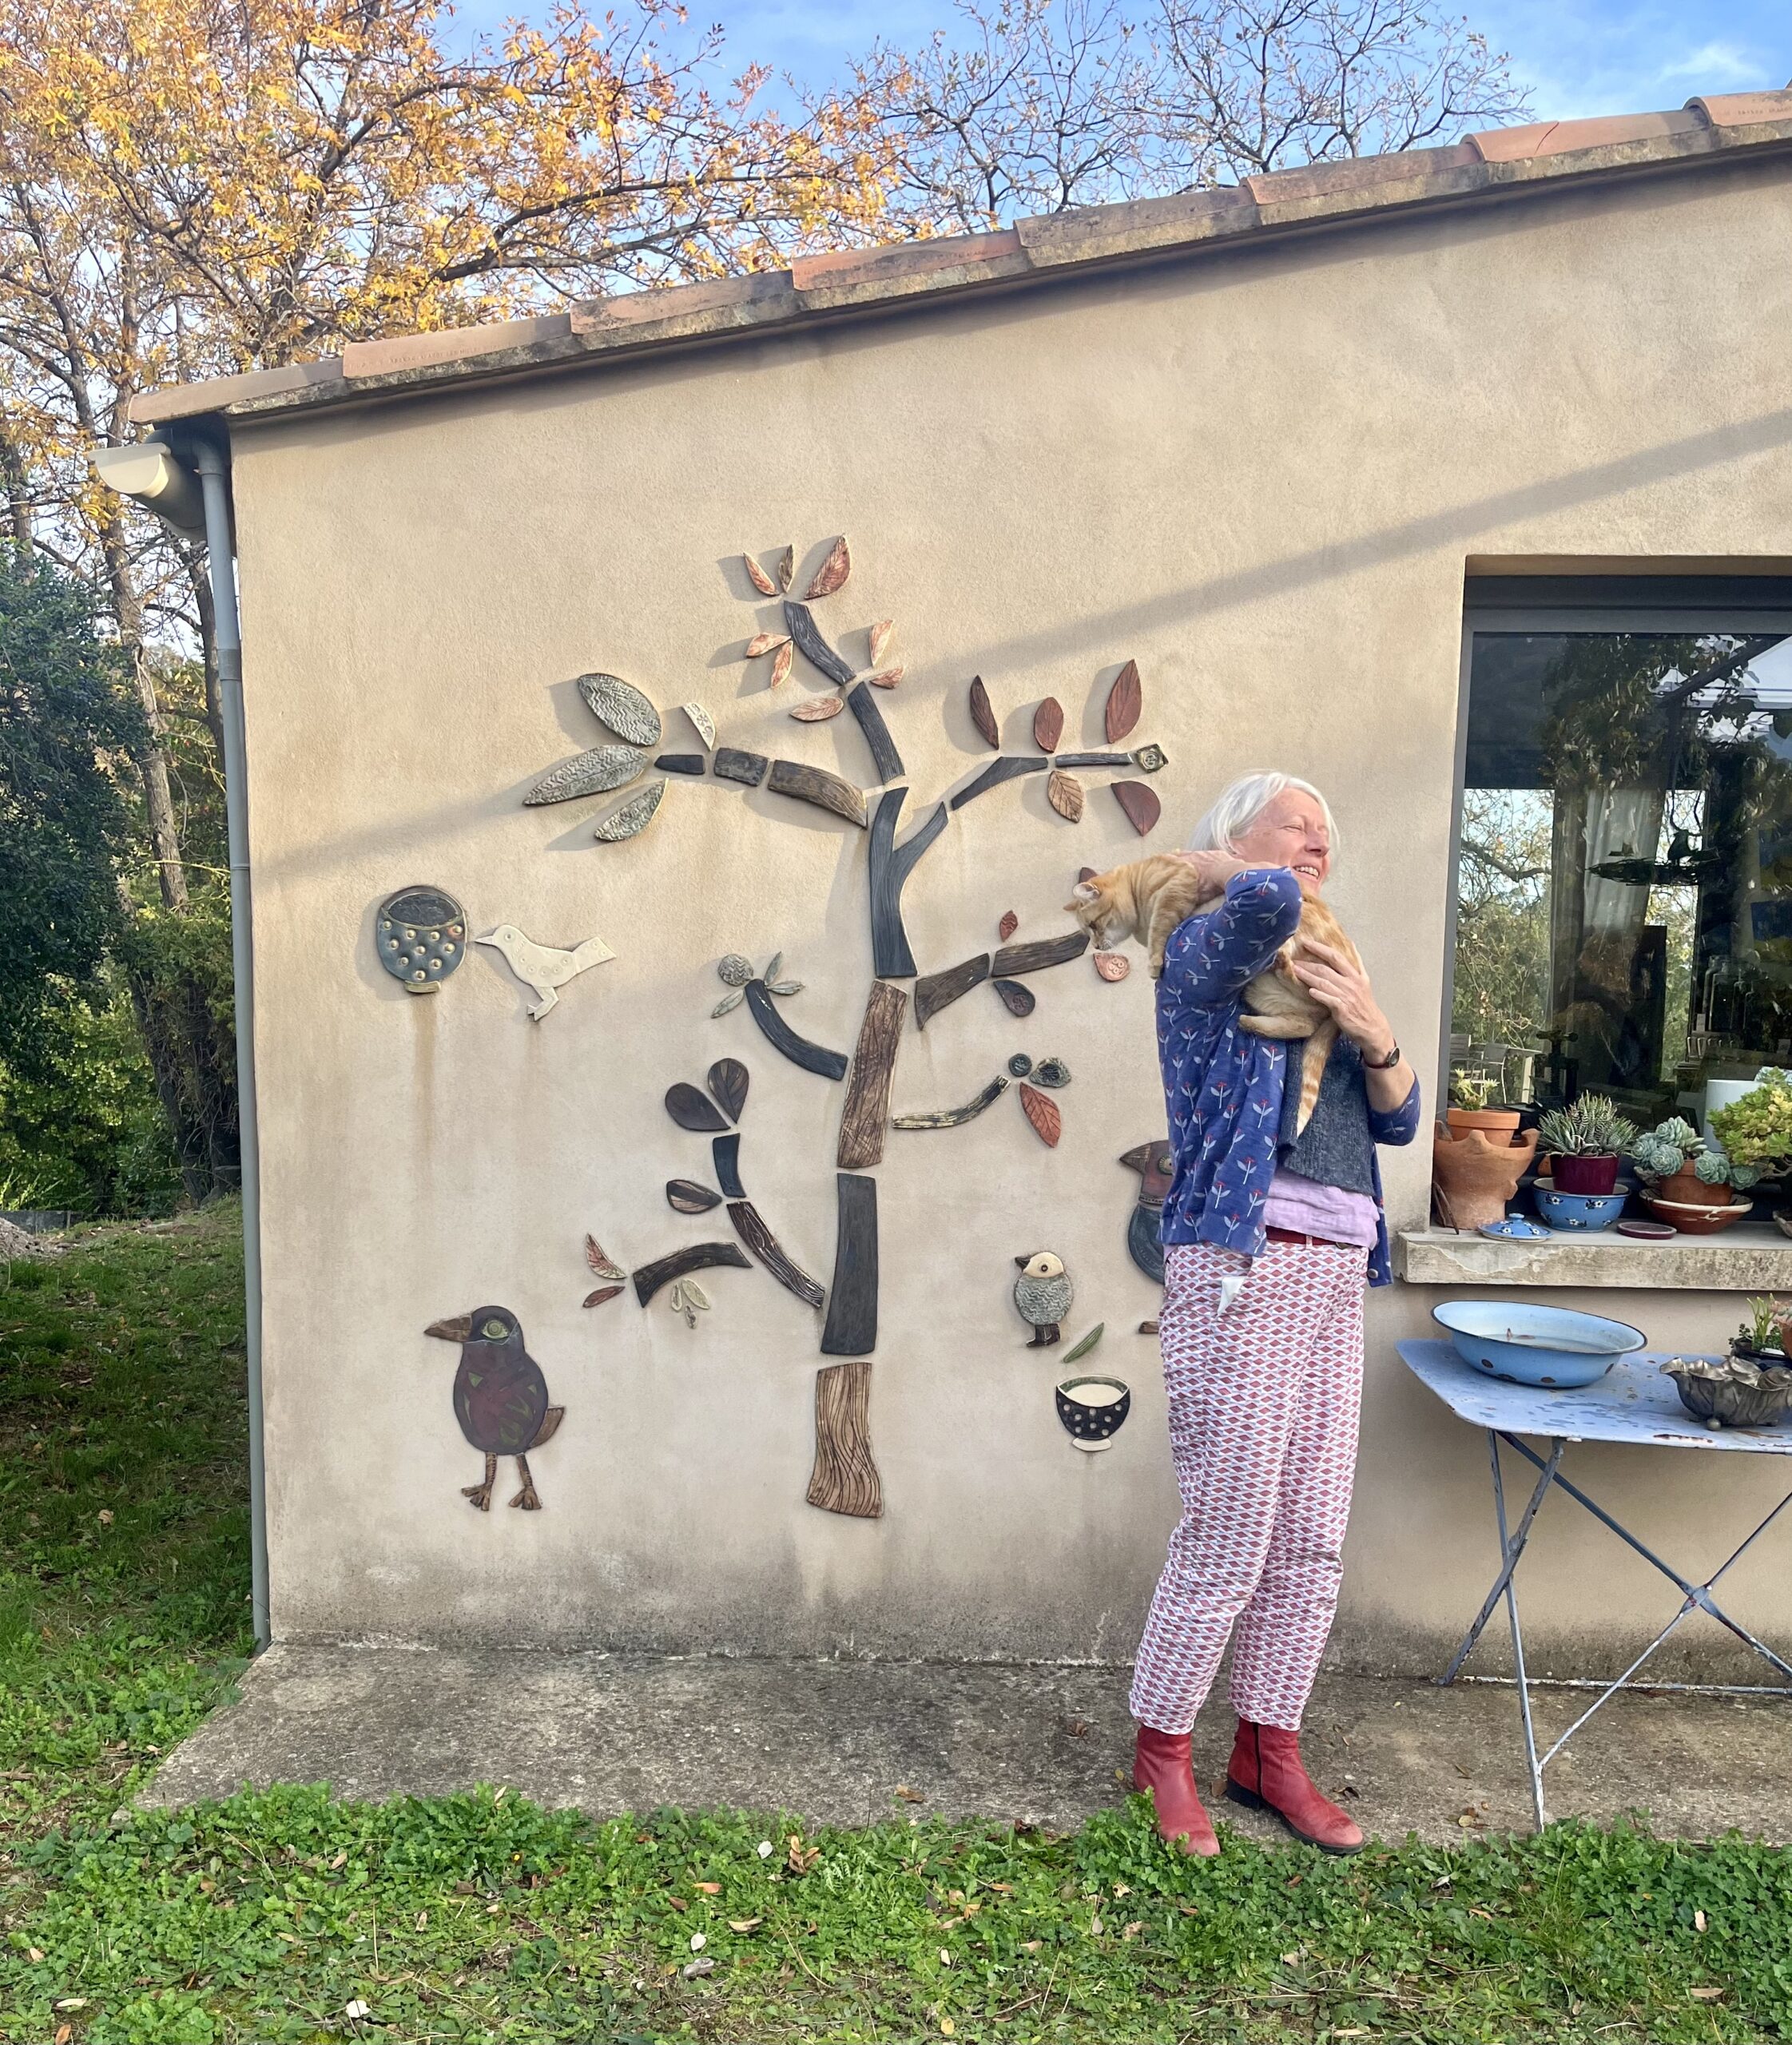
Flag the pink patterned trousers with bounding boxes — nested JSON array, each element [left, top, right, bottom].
[[1129, 1237, 1367, 1733]]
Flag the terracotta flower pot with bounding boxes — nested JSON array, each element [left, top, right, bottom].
[[1552, 1154, 1621, 1195], [1446, 1106, 1523, 1139], [1432, 1123, 1540, 1232], [1654, 1166, 1734, 1209]]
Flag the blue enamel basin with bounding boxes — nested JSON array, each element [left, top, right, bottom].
[[1430, 1301, 1646, 1388]]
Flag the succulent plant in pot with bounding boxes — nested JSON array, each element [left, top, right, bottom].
[[1633, 1117, 1762, 1209], [1535, 1095, 1641, 1195], [1732, 1296, 1791, 1370], [1709, 1067, 1792, 1181]]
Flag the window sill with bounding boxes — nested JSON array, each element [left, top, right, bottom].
[[1397, 1225, 1792, 1291]]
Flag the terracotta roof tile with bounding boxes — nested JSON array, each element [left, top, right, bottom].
[[342, 314, 571, 379], [1243, 143, 1475, 205], [129, 355, 343, 425], [1690, 90, 1792, 131], [1468, 108, 1705, 164], [124, 87, 1792, 425]]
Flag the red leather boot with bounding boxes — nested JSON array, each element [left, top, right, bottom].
[[1225, 1718, 1363, 1854], [1132, 1725, 1220, 1857]]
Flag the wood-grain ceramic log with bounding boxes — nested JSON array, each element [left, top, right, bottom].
[[654, 754, 707, 776], [744, 980, 848, 1080], [1019, 1082, 1063, 1147], [1053, 751, 1135, 770], [712, 1132, 746, 1199], [1104, 660, 1142, 742], [807, 1360, 882, 1517], [713, 747, 769, 787], [1033, 698, 1064, 752], [992, 978, 1035, 1017], [1112, 780, 1162, 836], [632, 1241, 752, 1306], [783, 601, 856, 689], [766, 758, 868, 828], [821, 1174, 878, 1357], [892, 1075, 1009, 1128], [968, 676, 999, 749], [728, 1200, 824, 1308], [913, 953, 990, 1027], [868, 788, 947, 979], [949, 756, 1048, 810], [837, 981, 908, 1169], [845, 682, 905, 784], [992, 931, 1089, 977]]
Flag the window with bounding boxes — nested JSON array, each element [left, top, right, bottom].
[[1451, 579, 1792, 1123]]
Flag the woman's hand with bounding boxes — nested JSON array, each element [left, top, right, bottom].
[[1289, 939, 1395, 1062], [1173, 849, 1254, 895]]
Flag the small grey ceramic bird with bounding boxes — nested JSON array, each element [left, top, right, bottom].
[[1014, 1250, 1074, 1347], [475, 923, 615, 1020]]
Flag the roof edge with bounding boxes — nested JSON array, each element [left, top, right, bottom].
[[129, 90, 1792, 429]]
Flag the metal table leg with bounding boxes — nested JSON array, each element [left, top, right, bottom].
[[1440, 1427, 1792, 1833]]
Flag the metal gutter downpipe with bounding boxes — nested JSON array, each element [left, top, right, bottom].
[[191, 441, 269, 1651]]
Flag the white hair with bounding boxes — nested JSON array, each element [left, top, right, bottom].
[[1189, 771, 1338, 857]]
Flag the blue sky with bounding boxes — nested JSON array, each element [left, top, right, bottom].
[[455, 0, 1790, 118]]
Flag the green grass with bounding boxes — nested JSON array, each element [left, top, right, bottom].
[[3, 1212, 1792, 2042]]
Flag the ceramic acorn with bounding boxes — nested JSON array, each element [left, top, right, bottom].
[[1014, 1251, 1075, 1347]]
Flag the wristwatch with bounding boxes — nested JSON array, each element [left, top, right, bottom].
[[1364, 1040, 1401, 1070]]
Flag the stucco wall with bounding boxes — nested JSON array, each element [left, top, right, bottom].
[[231, 155, 1792, 1666]]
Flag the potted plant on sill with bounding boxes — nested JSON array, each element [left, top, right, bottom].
[[1633, 1116, 1762, 1209], [1446, 1066, 1521, 1139], [1535, 1095, 1641, 1196], [1710, 1068, 1792, 1184]]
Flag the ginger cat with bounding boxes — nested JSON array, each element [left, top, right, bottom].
[[1066, 856, 1361, 1131]]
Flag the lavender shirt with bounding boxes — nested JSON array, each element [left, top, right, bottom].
[[1261, 1167, 1381, 1249]]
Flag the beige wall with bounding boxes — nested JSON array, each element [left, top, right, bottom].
[[232, 156, 1792, 1666]]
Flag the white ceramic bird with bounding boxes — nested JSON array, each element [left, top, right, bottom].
[[1014, 1250, 1075, 1347], [475, 924, 615, 1020]]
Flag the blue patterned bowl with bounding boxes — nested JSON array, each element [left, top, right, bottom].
[[1532, 1180, 1627, 1233]]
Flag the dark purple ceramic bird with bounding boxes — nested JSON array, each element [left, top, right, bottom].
[[423, 1304, 564, 1511]]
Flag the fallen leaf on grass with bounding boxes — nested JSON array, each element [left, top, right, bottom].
[[97, 1509, 113, 1525], [1122, 1921, 1144, 1940], [895, 1785, 925, 1803], [684, 1956, 716, 1979], [939, 1948, 952, 1965], [940, 2020, 956, 2037], [667, 1896, 687, 1912], [728, 1918, 762, 1932], [693, 1882, 721, 1895], [1695, 1908, 1707, 1932], [690, 1932, 706, 1951], [1691, 1987, 1725, 2000], [54, 2027, 70, 2045]]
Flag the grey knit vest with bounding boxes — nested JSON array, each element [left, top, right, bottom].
[[1278, 1036, 1377, 1194]]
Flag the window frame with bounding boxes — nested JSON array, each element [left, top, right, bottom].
[[1443, 580, 1792, 1108]]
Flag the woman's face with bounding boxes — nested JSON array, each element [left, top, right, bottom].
[[1231, 788, 1331, 895]]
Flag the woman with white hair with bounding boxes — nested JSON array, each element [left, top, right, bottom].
[[1128, 770, 1420, 1857]]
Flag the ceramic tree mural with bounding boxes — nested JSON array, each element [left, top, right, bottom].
[[515, 535, 1172, 1516]]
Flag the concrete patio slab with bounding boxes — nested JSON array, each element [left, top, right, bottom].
[[142, 1649, 1792, 1845]]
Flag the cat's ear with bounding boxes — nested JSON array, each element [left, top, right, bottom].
[[1070, 882, 1100, 904]]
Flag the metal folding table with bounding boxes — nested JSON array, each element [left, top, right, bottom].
[[1397, 1338, 1792, 1829]]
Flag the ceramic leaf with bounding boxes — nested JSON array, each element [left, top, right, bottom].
[[789, 695, 844, 721], [525, 744, 646, 806], [712, 988, 746, 1016], [805, 536, 851, 599], [1047, 769, 1084, 821], [868, 619, 895, 665], [744, 554, 777, 596], [593, 779, 667, 841], [577, 673, 662, 746], [777, 544, 795, 592], [745, 632, 790, 658], [585, 1234, 627, 1281], [769, 641, 793, 688]]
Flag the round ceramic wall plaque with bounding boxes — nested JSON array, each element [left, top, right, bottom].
[[377, 886, 467, 994]]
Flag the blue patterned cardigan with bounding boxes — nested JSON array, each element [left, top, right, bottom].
[[1154, 867, 1422, 1287]]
